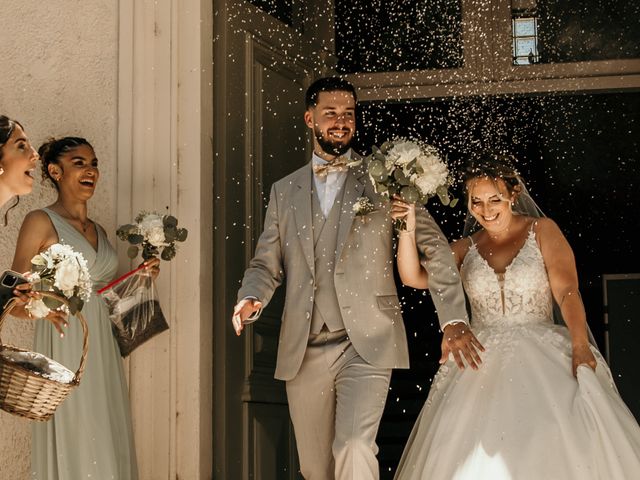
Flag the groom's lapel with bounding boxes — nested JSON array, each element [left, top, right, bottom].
[[292, 164, 315, 275], [335, 163, 366, 263]]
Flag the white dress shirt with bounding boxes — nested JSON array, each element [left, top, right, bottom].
[[312, 149, 351, 217]]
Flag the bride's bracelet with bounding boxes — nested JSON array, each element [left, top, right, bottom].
[[397, 228, 416, 236]]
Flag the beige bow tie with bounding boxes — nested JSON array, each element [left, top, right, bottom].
[[312, 158, 349, 178]]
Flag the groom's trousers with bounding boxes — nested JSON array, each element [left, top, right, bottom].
[[286, 328, 392, 480]]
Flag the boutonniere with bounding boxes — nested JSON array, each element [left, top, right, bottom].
[[352, 196, 377, 221]]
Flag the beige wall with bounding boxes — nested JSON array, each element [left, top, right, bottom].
[[2, 0, 214, 477], [0, 1, 118, 478]]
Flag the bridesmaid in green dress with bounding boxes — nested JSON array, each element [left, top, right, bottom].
[[11, 136, 159, 480]]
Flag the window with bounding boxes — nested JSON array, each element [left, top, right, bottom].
[[512, 16, 539, 65]]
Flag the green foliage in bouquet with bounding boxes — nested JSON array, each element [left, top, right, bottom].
[[365, 138, 457, 230], [117, 212, 188, 261]]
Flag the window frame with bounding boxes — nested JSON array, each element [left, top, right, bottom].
[[344, 0, 640, 101]]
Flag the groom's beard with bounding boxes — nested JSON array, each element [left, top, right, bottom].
[[314, 126, 353, 157]]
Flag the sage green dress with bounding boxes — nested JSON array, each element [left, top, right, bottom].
[[31, 209, 138, 479]]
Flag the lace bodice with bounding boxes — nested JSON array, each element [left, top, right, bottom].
[[461, 230, 553, 327]]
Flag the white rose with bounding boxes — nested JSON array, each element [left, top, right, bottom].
[[49, 243, 74, 260], [54, 259, 81, 293], [389, 141, 421, 166], [146, 226, 167, 248], [26, 298, 51, 318], [139, 214, 164, 233]]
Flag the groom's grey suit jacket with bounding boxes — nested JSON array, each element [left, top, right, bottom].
[[238, 155, 468, 381]]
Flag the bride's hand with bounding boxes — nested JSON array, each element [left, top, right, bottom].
[[440, 322, 485, 370], [572, 343, 597, 377], [390, 195, 416, 232]]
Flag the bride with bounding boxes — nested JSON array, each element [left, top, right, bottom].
[[391, 153, 640, 479]]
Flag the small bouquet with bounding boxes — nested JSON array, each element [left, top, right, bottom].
[[365, 138, 457, 230], [116, 212, 188, 261], [26, 243, 92, 316]]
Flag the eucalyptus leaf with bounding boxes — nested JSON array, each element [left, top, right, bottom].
[[31, 264, 46, 274], [43, 295, 64, 310], [164, 226, 178, 242], [450, 198, 459, 208], [401, 186, 420, 203], [68, 296, 83, 315], [128, 234, 144, 245], [161, 246, 176, 261], [116, 224, 136, 240], [163, 215, 178, 228], [394, 169, 410, 186], [380, 141, 393, 154], [437, 189, 450, 206], [371, 172, 388, 183], [127, 246, 139, 259], [176, 228, 188, 242], [373, 152, 387, 163], [368, 160, 385, 177]]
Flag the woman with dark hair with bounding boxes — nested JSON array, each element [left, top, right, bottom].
[[12, 136, 159, 480], [0, 115, 38, 213], [391, 153, 640, 479]]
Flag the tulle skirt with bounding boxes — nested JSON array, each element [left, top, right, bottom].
[[395, 323, 640, 480]]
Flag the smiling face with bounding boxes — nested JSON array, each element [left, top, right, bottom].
[[49, 144, 99, 200], [304, 90, 356, 158], [0, 124, 38, 196], [467, 176, 515, 233]]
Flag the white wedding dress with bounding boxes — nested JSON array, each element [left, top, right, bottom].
[[395, 230, 640, 479]]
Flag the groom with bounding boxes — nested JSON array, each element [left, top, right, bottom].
[[232, 77, 471, 479]]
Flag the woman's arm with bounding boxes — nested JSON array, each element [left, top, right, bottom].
[[391, 198, 428, 288], [10, 211, 67, 334], [536, 218, 597, 376], [11, 210, 57, 273]]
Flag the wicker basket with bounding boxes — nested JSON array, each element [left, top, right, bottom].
[[0, 292, 88, 421]]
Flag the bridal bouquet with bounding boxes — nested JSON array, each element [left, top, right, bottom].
[[116, 212, 188, 261], [26, 243, 92, 316], [365, 138, 456, 230]]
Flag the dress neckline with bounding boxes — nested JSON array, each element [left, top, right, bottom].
[[470, 229, 536, 278], [43, 207, 101, 254]]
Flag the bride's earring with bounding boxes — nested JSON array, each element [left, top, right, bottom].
[[0, 167, 4, 176]]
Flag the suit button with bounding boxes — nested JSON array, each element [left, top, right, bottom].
[[305, 312, 311, 320]]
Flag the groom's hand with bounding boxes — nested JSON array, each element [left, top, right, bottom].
[[231, 298, 263, 336], [440, 323, 485, 370]]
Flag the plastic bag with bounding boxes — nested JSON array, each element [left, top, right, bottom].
[[98, 266, 168, 357]]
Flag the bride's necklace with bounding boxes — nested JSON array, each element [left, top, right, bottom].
[[58, 203, 91, 233]]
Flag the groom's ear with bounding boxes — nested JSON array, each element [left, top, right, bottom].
[[303, 109, 314, 129]]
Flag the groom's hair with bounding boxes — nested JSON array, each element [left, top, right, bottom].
[[305, 77, 357, 109]]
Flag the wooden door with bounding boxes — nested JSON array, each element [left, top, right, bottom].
[[213, 1, 334, 478]]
